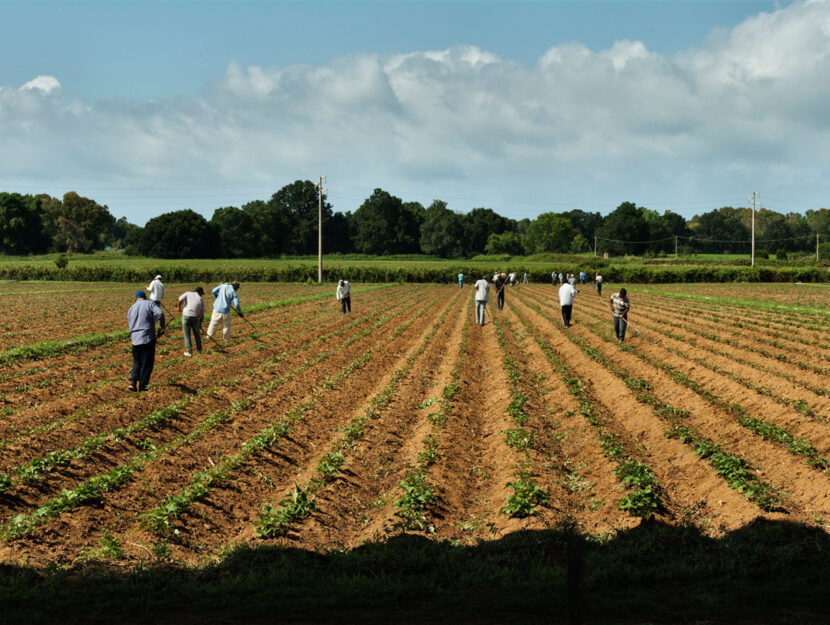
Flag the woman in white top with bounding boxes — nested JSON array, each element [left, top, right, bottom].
[[336, 279, 351, 315]]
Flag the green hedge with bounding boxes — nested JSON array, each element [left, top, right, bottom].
[[0, 263, 826, 284]]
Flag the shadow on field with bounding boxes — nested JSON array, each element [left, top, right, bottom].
[[2, 519, 829, 624]]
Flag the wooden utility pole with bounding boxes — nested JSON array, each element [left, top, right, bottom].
[[594, 236, 597, 257], [675, 235, 678, 258], [318, 176, 325, 283], [751, 192, 756, 267], [818, 233, 821, 262]]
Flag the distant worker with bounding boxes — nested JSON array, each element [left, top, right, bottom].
[[559, 272, 564, 285], [146, 274, 165, 302], [508, 271, 517, 287], [568, 273, 577, 285], [609, 288, 631, 342], [128, 290, 165, 392], [493, 272, 507, 310], [595, 271, 603, 296], [579, 271, 586, 284], [207, 281, 242, 342], [558, 280, 579, 328], [474, 275, 489, 326], [551, 270, 558, 286], [458, 272, 464, 289], [523, 271, 528, 284], [336, 279, 352, 315], [177, 286, 205, 357]]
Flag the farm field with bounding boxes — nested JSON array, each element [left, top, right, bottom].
[[1, 281, 829, 622]]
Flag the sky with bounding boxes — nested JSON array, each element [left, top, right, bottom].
[[2, 0, 828, 225]]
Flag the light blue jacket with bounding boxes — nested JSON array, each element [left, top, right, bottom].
[[212, 283, 241, 314]]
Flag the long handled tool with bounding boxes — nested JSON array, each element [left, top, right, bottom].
[[234, 308, 264, 341]]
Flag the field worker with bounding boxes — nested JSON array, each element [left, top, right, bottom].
[[551, 270, 557, 286], [493, 272, 507, 310], [609, 288, 631, 341], [336, 279, 352, 314], [579, 271, 586, 284], [595, 271, 603, 296], [128, 290, 165, 392], [523, 271, 528, 284], [558, 280, 579, 328], [207, 281, 242, 342], [474, 275, 489, 326], [458, 272, 464, 289], [508, 271, 517, 287], [559, 272, 564, 285], [146, 274, 165, 302], [177, 286, 205, 357], [568, 273, 577, 285]]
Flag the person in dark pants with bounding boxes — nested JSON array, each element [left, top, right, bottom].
[[595, 271, 603, 296], [558, 281, 578, 328], [336, 279, 351, 314], [128, 290, 165, 392], [493, 272, 507, 310], [609, 288, 631, 341]]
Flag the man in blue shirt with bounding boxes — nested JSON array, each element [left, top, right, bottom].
[[206, 281, 243, 342], [128, 290, 165, 392]]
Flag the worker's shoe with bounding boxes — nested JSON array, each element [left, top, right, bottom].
[[128, 381, 138, 392], [183, 351, 192, 357]]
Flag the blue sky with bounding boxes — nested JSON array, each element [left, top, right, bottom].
[[5, 0, 829, 225]]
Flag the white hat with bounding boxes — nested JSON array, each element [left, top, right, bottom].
[[154, 274, 162, 280]]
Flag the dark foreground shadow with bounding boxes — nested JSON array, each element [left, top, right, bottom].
[[2, 519, 829, 624]]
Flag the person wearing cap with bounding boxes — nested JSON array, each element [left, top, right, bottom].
[[457, 272, 464, 289], [336, 279, 351, 314], [609, 288, 631, 341], [177, 286, 205, 356], [493, 272, 507, 310], [206, 281, 242, 342], [146, 274, 165, 302], [127, 290, 165, 392]]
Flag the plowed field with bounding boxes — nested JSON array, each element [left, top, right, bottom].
[[1, 280, 829, 570]]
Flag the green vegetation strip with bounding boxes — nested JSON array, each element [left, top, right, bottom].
[[519, 291, 784, 511], [392, 298, 473, 533], [508, 303, 662, 520], [1, 290, 432, 538], [142, 290, 448, 539], [256, 290, 462, 538], [636, 288, 830, 320], [0, 284, 395, 366], [492, 318, 549, 518]]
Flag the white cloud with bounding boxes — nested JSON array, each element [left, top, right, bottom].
[[19, 75, 61, 94], [3, 1, 830, 222]]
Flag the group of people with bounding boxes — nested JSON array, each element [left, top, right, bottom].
[[128, 276, 244, 392], [470, 267, 629, 340], [128, 276, 354, 392]]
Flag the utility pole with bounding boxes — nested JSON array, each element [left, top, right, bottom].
[[318, 176, 326, 283], [818, 233, 821, 262], [750, 191, 758, 267], [675, 235, 678, 259], [594, 236, 597, 257]]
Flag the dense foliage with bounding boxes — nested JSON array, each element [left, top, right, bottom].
[[2, 182, 829, 260]]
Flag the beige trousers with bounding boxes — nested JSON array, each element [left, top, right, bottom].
[[206, 310, 231, 341]]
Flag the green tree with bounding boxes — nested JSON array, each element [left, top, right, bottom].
[[569, 233, 590, 253], [560, 209, 603, 244], [420, 200, 465, 258], [464, 207, 512, 257], [688, 206, 750, 254], [242, 199, 288, 257], [0, 192, 51, 254], [140, 209, 218, 258], [595, 202, 652, 256], [807, 208, 830, 239], [50, 192, 116, 253], [210, 206, 259, 257], [268, 180, 333, 255], [523, 212, 573, 254], [351, 188, 420, 254], [485, 231, 524, 256]]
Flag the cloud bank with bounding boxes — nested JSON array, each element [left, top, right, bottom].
[[2, 0, 830, 222]]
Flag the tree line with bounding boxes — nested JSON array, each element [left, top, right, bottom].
[[2, 182, 829, 259]]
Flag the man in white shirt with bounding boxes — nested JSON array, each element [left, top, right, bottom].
[[177, 286, 205, 356], [558, 281, 579, 328], [595, 272, 604, 296], [336, 279, 351, 314], [146, 274, 165, 302], [474, 276, 490, 326]]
